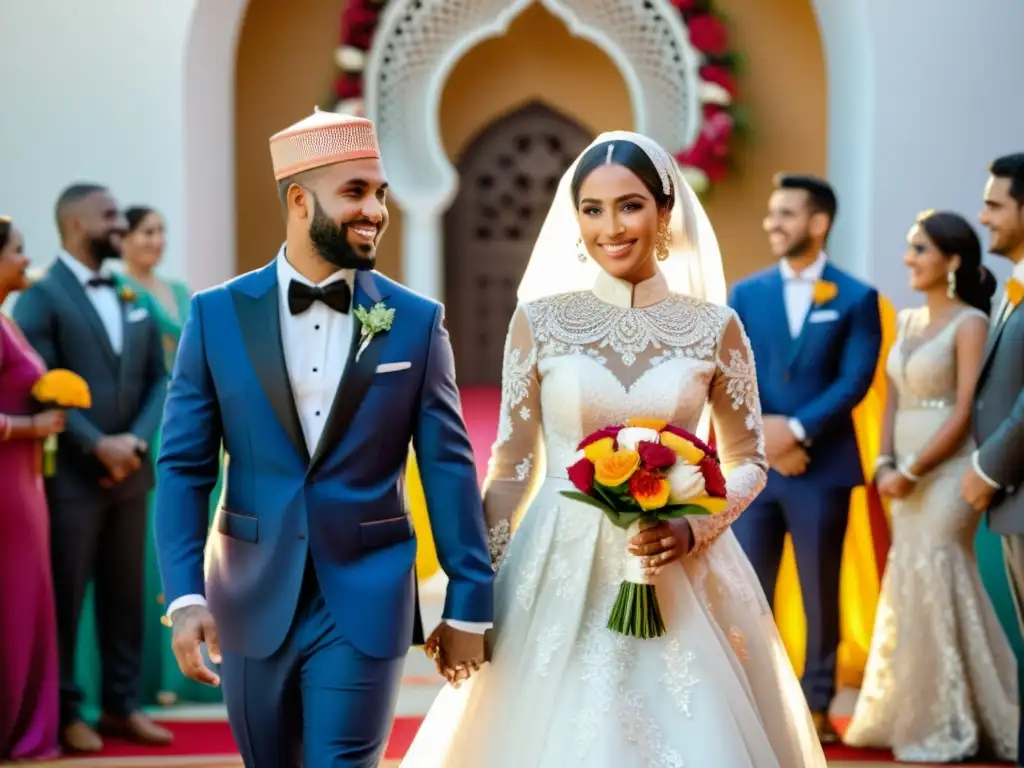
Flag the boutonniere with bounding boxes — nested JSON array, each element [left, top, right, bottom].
[[813, 280, 838, 305], [353, 301, 395, 362], [1007, 277, 1023, 308], [117, 283, 137, 303]]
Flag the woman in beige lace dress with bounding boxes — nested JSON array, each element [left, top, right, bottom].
[[403, 133, 826, 767], [843, 210, 1018, 762]]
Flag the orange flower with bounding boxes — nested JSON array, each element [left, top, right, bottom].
[[626, 417, 667, 431], [629, 469, 670, 511], [660, 432, 704, 464], [813, 280, 838, 305], [583, 437, 616, 462], [594, 449, 640, 487], [1007, 277, 1023, 308], [689, 494, 728, 515], [118, 283, 137, 303], [32, 369, 91, 409]]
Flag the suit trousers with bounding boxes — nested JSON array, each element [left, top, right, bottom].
[[1000, 534, 1024, 761], [49, 492, 148, 724], [221, 561, 406, 768]]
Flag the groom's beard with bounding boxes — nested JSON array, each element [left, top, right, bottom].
[[309, 196, 377, 272], [781, 232, 813, 262]]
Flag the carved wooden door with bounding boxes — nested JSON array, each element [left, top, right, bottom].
[[445, 101, 591, 386]]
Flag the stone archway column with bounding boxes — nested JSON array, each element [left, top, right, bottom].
[[401, 206, 446, 302]]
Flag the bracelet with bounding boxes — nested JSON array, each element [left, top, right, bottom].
[[896, 461, 920, 483], [874, 455, 895, 471]]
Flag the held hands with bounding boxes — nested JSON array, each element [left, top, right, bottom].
[[94, 433, 146, 486], [629, 520, 692, 577], [876, 468, 914, 499], [171, 605, 222, 687], [771, 446, 810, 477], [960, 465, 997, 512], [33, 409, 66, 438], [423, 624, 485, 688]]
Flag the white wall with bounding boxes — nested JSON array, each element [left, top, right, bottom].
[[814, 0, 1024, 308], [0, 0, 198, 287]]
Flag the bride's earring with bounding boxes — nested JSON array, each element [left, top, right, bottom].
[[577, 237, 588, 263], [655, 222, 671, 262], [946, 268, 957, 299]]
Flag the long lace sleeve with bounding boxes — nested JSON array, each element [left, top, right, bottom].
[[482, 304, 544, 571], [688, 309, 767, 557]]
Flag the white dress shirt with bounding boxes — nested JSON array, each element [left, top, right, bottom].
[[169, 250, 487, 634], [972, 258, 1024, 488], [777, 252, 827, 443], [59, 251, 123, 354]]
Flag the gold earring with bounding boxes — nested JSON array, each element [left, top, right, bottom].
[[577, 237, 587, 263], [946, 269, 957, 299], [655, 223, 671, 261]]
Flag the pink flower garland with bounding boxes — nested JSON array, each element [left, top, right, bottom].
[[332, 0, 743, 195]]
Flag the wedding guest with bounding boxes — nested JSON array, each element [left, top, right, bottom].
[[844, 210, 1017, 762], [0, 216, 63, 762]]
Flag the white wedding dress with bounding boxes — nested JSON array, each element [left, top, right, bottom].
[[402, 270, 826, 767]]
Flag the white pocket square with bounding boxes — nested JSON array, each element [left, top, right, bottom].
[[126, 307, 149, 322], [376, 362, 411, 374], [808, 309, 839, 323]]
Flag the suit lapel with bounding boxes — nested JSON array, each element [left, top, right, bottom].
[[978, 299, 1019, 385], [50, 259, 119, 372], [788, 263, 836, 369], [309, 271, 390, 472], [231, 265, 310, 463]]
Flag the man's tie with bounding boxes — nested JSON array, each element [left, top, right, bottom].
[[287, 279, 352, 315], [86, 276, 116, 288]]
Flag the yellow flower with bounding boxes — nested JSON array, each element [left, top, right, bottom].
[[594, 449, 640, 488], [583, 437, 615, 462], [1007, 277, 1023, 308], [626, 417, 667, 431], [813, 280, 838, 305], [629, 470, 671, 511], [32, 369, 92, 409], [660, 432, 704, 464], [689, 494, 728, 515], [118, 284, 137, 303]]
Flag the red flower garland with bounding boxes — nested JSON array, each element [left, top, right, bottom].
[[331, 0, 743, 193]]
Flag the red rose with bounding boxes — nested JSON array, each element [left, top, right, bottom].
[[660, 424, 715, 458], [341, 5, 379, 49], [334, 73, 363, 101], [700, 64, 737, 97], [670, 0, 700, 10], [687, 14, 729, 55], [638, 441, 677, 470], [567, 458, 596, 494], [699, 455, 728, 497], [577, 425, 624, 451]]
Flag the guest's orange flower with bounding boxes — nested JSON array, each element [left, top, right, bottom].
[[117, 283, 137, 303], [626, 417, 667, 431], [32, 369, 91, 409], [583, 437, 616, 462], [594, 449, 640, 487], [1007, 277, 1023, 308], [629, 469, 671, 511], [660, 431, 705, 464], [813, 280, 838, 305]]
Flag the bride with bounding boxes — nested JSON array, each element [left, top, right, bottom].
[[403, 132, 826, 767]]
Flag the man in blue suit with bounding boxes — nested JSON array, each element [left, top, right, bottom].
[[155, 110, 494, 767], [729, 174, 881, 742]]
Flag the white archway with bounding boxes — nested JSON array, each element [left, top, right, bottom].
[[363, 0, 704, 301]]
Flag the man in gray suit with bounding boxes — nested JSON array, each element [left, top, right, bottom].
[[961, 153, 1024, 763], [13, 184, 172, 753]]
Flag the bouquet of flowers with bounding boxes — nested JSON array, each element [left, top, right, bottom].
[[31, 369, 91, 477], [560, 418, 728, 638]]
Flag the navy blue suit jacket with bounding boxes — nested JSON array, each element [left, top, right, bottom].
[[155, 264, 494, 661], [729, 262, 882, 491]]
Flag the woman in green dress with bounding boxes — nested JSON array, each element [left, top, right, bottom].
[[75, 207, 223, 711]]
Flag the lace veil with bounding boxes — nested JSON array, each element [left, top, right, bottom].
[[517, 130, 727, 305]]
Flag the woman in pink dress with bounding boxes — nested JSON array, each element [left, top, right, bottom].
[[0, 216, 66, 761]]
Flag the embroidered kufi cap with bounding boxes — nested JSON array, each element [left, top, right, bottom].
[[269, 107, 380, 181]]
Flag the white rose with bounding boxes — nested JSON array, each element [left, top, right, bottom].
[[334, 45, 366, 73], [699, 80, 732, 106], [666, 463, 706, 505], [616, 427, 660, 452]]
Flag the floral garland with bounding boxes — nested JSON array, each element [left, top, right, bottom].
[[331, 0, 743, 196]]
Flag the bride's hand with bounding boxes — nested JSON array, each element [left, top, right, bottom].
[[629, 520, 692, 577]]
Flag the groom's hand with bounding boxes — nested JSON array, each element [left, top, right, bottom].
[[171, 605, 222, 687], [425, 624, 485, 688]]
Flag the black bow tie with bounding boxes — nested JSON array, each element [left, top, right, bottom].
[[86, 276, 116, 289], [288, 279, 352, 315]]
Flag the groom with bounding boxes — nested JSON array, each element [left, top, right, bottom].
[[729, 174, 881, 742], [961, 152, 1024, 763], [155, 109, 494, 766]]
